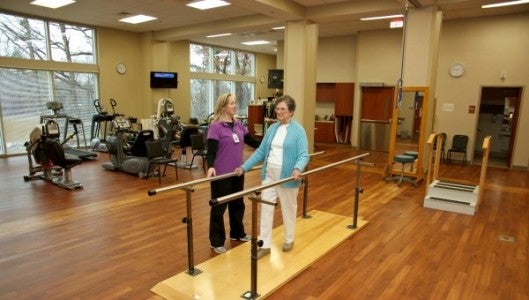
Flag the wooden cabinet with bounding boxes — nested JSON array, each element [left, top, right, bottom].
[[335, 83, 354, 116], [247, 105, 264, 138], [316, 83, 336, 102], [314, 121, 335, 143], [315, 82, 354, 144], [316, 82, 354, 116]]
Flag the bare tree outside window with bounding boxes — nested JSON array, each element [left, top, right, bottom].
[[190, 43, 255, 122], [0, 12, 97, 155]]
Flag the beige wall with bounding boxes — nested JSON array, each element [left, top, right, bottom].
[[97, 27, 146, 118], [435, 13, 529, 168], [256, 54, 278, 101], [317, 36, 356, 83]]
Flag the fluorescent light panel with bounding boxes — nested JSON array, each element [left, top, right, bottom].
[[187, 0, 230, 10], [31, 0, 75, 9], [361, 14, 404, 21], [241, 40, 270, 45], [119, 14, 157, 24], [482, 0, 529, 8], [206, 33, 232, 38]]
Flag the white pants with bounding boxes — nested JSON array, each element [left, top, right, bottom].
[[259, 164, 300, 249]]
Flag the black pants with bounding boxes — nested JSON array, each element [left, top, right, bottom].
[[209, 175, 246, 247]]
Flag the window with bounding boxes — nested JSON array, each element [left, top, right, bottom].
[[0, 12, 97, 155], [190, 43, 255, 121]]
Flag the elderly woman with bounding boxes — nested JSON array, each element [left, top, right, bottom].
[[236, 94, 309, 258]]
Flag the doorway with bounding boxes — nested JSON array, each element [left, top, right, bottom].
[[475, 87, 522, 168]]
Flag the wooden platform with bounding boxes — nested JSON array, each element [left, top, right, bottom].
[[152, 210, 368, 299]]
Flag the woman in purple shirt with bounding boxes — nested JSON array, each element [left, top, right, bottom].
[[206, 93, 260, 254]]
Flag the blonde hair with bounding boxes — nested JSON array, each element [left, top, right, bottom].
[[211, 93, 235, 122]]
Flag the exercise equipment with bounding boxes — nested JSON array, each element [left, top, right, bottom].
[[40, 101, 97, 160], [101, 118, 150, 177], [155, 98, 182, 141], [90, 98, 125, 152], [23, 120, 83, 190]]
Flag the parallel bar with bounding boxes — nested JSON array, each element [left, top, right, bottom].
[[211, 153, 370, 205], [148, 151, 324, 196]]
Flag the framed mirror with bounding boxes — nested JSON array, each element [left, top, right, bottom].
[[385, 86, 429, 183]]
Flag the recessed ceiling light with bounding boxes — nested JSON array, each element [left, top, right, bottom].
[[186, 0, 230, 10], [241, 40, 270, 45], [361, 14, 404, 21], [30, 0, 75, 9], [119, 14, 157, 24], [206, 33, 232, 38], [482, 0, 529, 8]]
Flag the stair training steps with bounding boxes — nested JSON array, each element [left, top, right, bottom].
[[423, 179, 478, 215]]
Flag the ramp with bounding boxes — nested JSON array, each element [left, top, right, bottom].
[[152, 210, 367, 299]]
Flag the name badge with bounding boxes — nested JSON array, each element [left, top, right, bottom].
[[232, 133, 240, 143]]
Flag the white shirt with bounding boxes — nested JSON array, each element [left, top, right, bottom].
[[267, 124, 288, 167]]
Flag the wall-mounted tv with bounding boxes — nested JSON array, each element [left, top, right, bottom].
[[150, 71, 178, 89], [268, 69, 283, 89]]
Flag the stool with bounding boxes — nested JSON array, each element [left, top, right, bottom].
[[385, 154, 418, 187], [403, 150, 418, 172]]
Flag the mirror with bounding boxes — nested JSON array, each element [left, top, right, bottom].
[[386, 86, 429, 183]]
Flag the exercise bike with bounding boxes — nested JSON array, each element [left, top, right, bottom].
[[101, 117, 152, 177], [23, 120, 83, 190]]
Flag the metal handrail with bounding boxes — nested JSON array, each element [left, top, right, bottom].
[[146, 151, 324, 277], [212, 152, 370, 205], [147, 151, 325, 196]]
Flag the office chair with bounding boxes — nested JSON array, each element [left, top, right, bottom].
[[447, 134, 469, 164]]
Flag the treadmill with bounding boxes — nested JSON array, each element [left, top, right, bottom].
[[41, 101, 98, 160]]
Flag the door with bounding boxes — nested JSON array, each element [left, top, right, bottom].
[[359, 86, 394, 151], [476, 87, 521, 167]]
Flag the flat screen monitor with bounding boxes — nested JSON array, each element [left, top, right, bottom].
[[150, 72, 178, 89], [268, 69, 283, 89]]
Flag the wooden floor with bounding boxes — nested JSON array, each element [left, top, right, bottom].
[[1, 143, 528, 299]]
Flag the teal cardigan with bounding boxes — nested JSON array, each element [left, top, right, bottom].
[[241, 119, 309, 188]]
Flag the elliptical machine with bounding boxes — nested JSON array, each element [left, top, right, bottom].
[[90, 98, 124, 152], [23, 120, 83, 190]]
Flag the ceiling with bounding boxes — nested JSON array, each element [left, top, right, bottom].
[[1, 0, 528, 55]]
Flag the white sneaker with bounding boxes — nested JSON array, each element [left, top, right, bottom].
[[230, 235, 251, 242], [210, 245, 226, 254]]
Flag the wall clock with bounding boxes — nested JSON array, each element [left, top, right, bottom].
[[116, 63, 127, 75], [449, 62, 464, 78]]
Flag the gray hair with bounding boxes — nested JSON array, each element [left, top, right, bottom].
[[276, 95, 296, 112]]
